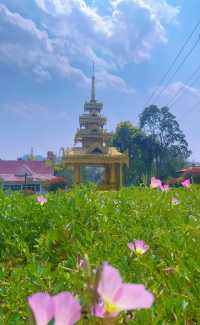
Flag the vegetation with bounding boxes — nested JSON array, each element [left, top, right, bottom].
[[112, 105, 191, 185], [0, 185, 200, 324], [112, 121, 153, 185], [43, 176, 68, 192], [140, 105, 191, 179]]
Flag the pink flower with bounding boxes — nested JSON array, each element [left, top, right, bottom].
[[181, 179, 191, 188], [128, 240, 149, 256], [93, 263, 154, 318], [160, 184, 170, 192], [28, 292, 81, 325], [37, 196, 48, 205], [171, 197, 180, 205], [151, 178, 170, 192], [150, 177, 162, 189]]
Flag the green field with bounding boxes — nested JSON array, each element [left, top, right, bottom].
[[0, 186, 200, 324]]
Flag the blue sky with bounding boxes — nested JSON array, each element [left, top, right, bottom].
[[0, 0, 200, 161]]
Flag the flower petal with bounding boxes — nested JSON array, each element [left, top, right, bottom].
[[37, 196, 48, 205], [28, 293, 54, 325], [136, 240, 149, 252], [53, 292, 81, 325], [127, 242, 135, 250], [113, 284, 154, 311], [160, 184, 169, 192], [181, 179, 190, 188], [92, 303, 105, 318], [150, 177, 162, 189], [97, 263, 122, 302]]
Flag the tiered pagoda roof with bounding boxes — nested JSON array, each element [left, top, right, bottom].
[[74, 72, 112, 152], [64, 68, 128, 166]]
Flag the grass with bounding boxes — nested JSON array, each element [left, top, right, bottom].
[[0, 185, 200, 324]]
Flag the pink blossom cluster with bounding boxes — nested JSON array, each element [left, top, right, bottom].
[[37, 196, 48, 206], [150, 177, 191, 191], [150, 177, 169, 192], [181, 179, 191, 188]]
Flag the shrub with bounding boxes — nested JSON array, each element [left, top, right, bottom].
[[167, 176, 185, 186], [43, 176, 68, 192]]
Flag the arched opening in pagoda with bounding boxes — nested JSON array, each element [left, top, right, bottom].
[[80, 166, 105, 185]]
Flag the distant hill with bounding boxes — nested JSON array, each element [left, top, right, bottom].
[[18, 154, 45, 161]]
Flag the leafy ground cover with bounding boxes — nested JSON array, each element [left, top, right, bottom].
[[0, 185, 200, 324]]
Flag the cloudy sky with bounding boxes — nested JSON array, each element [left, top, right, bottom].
[[0, 0, 200, 160]]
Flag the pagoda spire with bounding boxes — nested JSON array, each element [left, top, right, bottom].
[[91, 62, 96, 101]]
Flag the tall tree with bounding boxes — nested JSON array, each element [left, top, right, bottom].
[[140, 105, 191, 179]]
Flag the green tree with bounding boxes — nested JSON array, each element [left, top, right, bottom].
[[140, 105, 191, 179], [112, 121, 153, 185]]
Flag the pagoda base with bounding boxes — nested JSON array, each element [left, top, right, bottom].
[[63, 147, 128, 191]]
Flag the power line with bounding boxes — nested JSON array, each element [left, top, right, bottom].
[[153, 36, 200, 104], [170, 75, 200, 108], [143, 18, 200, 108], [167, 62, 200, 107]]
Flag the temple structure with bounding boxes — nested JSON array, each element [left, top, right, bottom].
[[64, 69, 128, 190]]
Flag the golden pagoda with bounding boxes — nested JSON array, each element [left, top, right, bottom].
[[64, 68, 128, 190]]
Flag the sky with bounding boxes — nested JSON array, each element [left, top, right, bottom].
[[0, 0, 200, 161]]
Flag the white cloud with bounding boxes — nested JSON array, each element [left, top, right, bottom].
[[35, 0, 74, 15], [167, 81, 200, 97], [109, 0, 179, 63], [148, 81, 200, 110], [126, 0, 179, 23], [0, 4, 89, 84], [97, 70, 135, 94], [160, 81, 200, 99], [34, 0, 180, 65], [0, 0, 180, 93], [4, 103, 49, 119], [0, 4, 52, 52]]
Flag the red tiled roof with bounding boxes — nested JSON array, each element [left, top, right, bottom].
[[179, 166, 200, 175], [0, 160, 53, 175], [0, 160, 55, 183]]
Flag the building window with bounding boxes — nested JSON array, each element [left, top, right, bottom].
[[22, 184, 41, 192], [3, 184, 41, 192], [3, 184, 22, 191]]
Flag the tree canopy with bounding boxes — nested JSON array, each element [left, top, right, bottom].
[[140, 105, 191, 179], [112, 122, 154, 185], [112, 106, 191, 185]]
